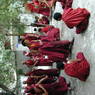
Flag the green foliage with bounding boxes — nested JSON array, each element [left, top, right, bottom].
[[0, 50, 16, 90], [0, 34, 16, 90], [0, 0, 28, 34], [0, 0, 29, 91]]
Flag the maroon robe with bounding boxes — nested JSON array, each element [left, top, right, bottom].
[[23, 60, 35, 67], [40, 25, 54, 33], [41, 27, 60, 42], [58, 0, 73, 9], [23, 33, 40, 41], [41, 76, 68, 95], [39, 40, 72, 62], [26, 1, 50, 16], [34, 55, 53, 66], [62, 8, 90, 34], [25, 69, 60, 77], [64, 52, 90, 81], [23, 55, 53, 67], [24, 76, 57, 86]]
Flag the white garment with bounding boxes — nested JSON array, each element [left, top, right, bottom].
[[33, 66, 52, 70]]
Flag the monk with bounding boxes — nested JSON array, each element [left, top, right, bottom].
[[40, 25, 60, 42], [25, 1, 51, 16], [53, 8, 90, 34], [39, 39, 74, 62], [22, 38, 74, 62], [64, 52, 90, 81], [24, 76, 68, 95], [23, 54, 54, 67]]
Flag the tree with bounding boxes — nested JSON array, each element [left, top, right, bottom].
[[0, 0, 29, 94], [0, 0, 28, 35], [0, 42, 17, 94]]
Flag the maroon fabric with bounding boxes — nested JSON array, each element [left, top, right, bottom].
[[41, 27, 60, 42], [40, 49, 68, 62], [23, 28, 60, 50], [23, 55, 53, 66], [76, 17, 89, 34], [41, 76, 68, 95], [35, 56, 53, 66], [25, 76, 68, 95], [65, 0, 73, 9], [40, 25, 54, 33], [24, 77, 39, 85], [58, 0, 73, 9], [39, 40, 72, 62], [62, 8, 90, 34], [64, 52, 90, 81], [27, 94, 32, 95], [23, 60, 35, 67], [24, 76, 57, 86], [45, 0, 56, 7], [25, 69, 59, 76], [23, 33, 40, 41], [27, 93, 34, 95], [24, 76, 58, 94], [26, 2, 50, 16]]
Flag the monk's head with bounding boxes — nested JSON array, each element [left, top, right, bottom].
[[53, 12, 62, 21], [22, 39, 30, 46]]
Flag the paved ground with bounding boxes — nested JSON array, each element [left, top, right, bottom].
[[52, 0, 95, 95]]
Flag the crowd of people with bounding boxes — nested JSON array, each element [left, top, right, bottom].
[[20, 0, 90, 95]]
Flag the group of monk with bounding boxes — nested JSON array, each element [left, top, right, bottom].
[[21, 0, 90, 95]]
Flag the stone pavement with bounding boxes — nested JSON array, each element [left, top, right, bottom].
[[52, 0, 95, 95]]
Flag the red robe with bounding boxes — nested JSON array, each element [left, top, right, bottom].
[[23, 33, 40, 41], [26, 1, 50, 16], [64, 52, 90, 81], [24, 28, 60, 50], [41, 26, 60, 42], [46, 0, 56, 6], [23, 60, 35, 67], [58, 0, 73, 9], [26, 77, 68, 95], [62, 8, 90, 34], [24, 76, 57, 86], [39, 40, 72, 62], [41, 77, 68, 95], [40, 25, 54, 33], [23, 55, 53, 67], [34, 55, 53, 66]]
